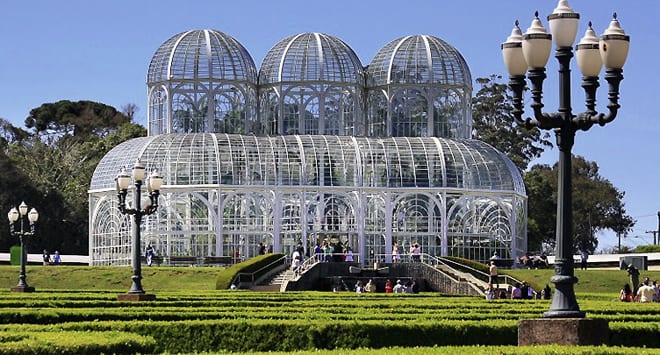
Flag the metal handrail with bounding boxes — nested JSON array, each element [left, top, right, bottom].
[[232, 255, 287, 287], [436, 256, 522, 287]]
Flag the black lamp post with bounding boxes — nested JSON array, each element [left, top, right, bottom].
[[656, 211, 659, 245], [116, 161, 162, 301], [502, 0, 629, 318], [7, 201, 39, 292]]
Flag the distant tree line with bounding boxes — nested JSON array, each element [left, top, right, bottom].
[[0, 100, 145, 255]]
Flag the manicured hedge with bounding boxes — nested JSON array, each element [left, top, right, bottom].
[[0, 290, 658, 353], [0, 330, 155, 355]]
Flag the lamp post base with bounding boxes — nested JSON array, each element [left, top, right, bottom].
[[117, 293, 156, 301], [518, 318, 609, 346], [11, 285, 35, 292]]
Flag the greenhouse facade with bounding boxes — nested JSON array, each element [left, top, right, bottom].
[[89, 30, 526, 266]]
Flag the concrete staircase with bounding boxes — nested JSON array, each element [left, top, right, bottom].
[[436, 263, 489, 293], [249, 268, 293, 291]]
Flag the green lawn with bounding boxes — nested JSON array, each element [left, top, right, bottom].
[[1, 265, 658, 296], [503, 268, 660, 296], [0, 265, 220, 291]]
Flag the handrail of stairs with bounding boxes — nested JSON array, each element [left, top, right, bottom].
[[436, 256, 523, 289], [231, 255, 288, 288]]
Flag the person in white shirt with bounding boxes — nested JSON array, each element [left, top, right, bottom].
[[393, 280, 406, 293], [344, 247, 354, 262], [636, 280, 655, 303]]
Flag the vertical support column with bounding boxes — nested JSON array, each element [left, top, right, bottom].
[[273, 191, 282, 253], [216, 190, 223, 257], [384, 193, 393, 265], [544, 48, 583, 318]]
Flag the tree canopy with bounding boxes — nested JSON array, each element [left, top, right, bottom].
[[525, 156, 635, 254], [471, 75, 635, 255], [471, 75, 552, 171], [0, 100, 145, 254], [25, 100, 130, 140]]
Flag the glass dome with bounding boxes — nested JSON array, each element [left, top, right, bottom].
[[366, 35, 473, 139], [259, 32, 364, 84], [89, 133, 525, 266], [147, 29, 258, 135], [258, 33, 365, 136]]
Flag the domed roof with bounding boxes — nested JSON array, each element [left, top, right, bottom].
[[147, 29, 257, 84], [259, 32, 364, 85], [90, 134, 524, 195], [367, 35, 471, 87]]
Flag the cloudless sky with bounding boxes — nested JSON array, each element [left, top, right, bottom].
[[1, 0, 658, 252]]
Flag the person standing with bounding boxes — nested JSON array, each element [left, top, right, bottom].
[[291, 249, 302, 276], [393, 280, 406, 293], [365, 279, 376, 293], [489, 261, 499, 290], [385, 280, 393, 294], [580, 250, 589, 270], [392, 243, 400, 263], [42, 250, 51, 266], [627, 264, 640, 296], [344, 247, 354, 262], [314, 243, 322, 261], [541, 284, 552, 300], [411, 243, 421, 262], [145, 244, 154, 266], [52, 251, 61, 266], [257, 242, 266, 255]]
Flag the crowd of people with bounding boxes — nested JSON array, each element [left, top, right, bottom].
[[355, 278, 417, 294], [620, 264, 659, 303]]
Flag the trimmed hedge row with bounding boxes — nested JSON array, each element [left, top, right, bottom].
[[0, 330, 155, 355], [0, 290, 658, 353], [2, 319, 660, 353], [5, 319, 517, 353]]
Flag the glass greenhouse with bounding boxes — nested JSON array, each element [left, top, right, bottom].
[[89, 30, 527, 266]]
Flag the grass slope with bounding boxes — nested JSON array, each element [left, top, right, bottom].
[[1, 265, 658, 295], [0, 265, 220, 291], [503, 268, 660, 295]]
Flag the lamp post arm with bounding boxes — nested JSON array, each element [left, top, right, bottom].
[[117, 189, 138, 215], [509, 75, 556, 130], [594, 68, 623, 126], [144, 191, 160, 216], [526, 68, 564, 130]]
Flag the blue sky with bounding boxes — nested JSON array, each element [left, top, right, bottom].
[[1, 1, 658, 252]]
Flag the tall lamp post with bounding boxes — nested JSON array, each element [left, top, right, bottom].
[[656, 211, 659, 245], [502, 0, 629, 318], [7, 202, 39, 292], [116, 161, 162, 301]]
